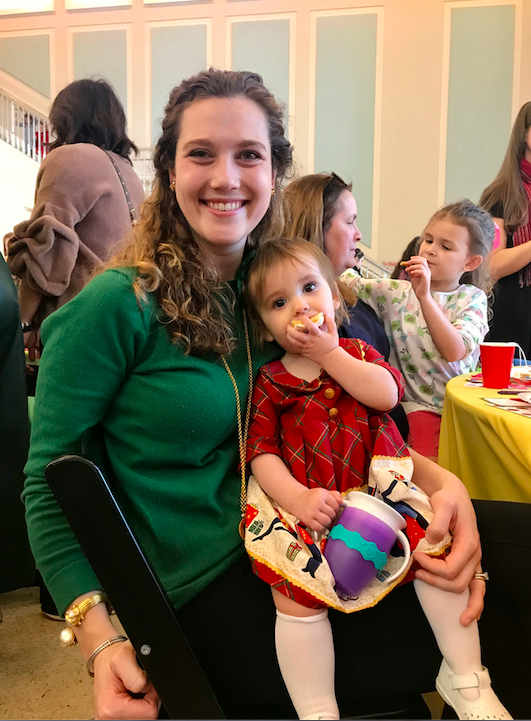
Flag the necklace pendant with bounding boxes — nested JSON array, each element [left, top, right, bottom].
[[238, 517, 246, 540]]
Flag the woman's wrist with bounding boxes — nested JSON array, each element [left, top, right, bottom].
[[65, 597, 118, 661], [409, 449, 461, 497], [64, 591, 112, 627], [86, 635, 128, 677]]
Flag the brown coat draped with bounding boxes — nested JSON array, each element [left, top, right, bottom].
[[5, 142, 144, 322]]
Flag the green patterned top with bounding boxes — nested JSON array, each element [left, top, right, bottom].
[[341, 271, 488, 415]]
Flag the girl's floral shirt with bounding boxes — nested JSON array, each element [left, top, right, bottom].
[[340, 271, 488, 415]]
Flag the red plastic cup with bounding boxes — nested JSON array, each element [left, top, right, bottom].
[[479, 342, 516, 388]]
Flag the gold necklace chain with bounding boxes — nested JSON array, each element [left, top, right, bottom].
[[221, 309, 253, 538]]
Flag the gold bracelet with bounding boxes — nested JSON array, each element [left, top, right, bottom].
[[65, 592, 111, 627], [59, 592, 112, 648], [86, 636, 128, 677]]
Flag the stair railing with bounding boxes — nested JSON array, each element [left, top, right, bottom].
[[360, 255, 390, 280], [0, 89, 52, 163], [132, 148, 155, 194]]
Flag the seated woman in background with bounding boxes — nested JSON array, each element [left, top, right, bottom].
[[5, 78, 144, 361], [480, 101, 531, 358], [283, 172, 409, 440], [342, 199, 493, 461]]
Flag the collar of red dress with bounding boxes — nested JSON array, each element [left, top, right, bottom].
[[262, 360, 325, 393]]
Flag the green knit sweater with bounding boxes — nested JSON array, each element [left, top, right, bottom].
[[23, 267, 279, 613]]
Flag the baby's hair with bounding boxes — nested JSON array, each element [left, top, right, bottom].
[[245, 237, 349, 344], [423, 198, 495, 295]]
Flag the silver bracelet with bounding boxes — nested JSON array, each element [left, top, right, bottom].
[[86, 635, 128, 677]]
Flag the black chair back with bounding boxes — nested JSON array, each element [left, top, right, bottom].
[[45, 455, 225, 720]]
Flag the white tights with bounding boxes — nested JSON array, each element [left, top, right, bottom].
[[275, 581, 483, 720], [275, 609, 339, 720], [413, 579, 481, 701]]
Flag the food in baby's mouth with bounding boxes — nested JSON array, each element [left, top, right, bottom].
[[291, 312, 325, 329]]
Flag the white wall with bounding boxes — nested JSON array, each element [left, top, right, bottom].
[[0, 139, 38, 255]]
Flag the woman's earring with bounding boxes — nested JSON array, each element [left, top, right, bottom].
[[271, 188, 276, 197], [169, 181, 176, 192]]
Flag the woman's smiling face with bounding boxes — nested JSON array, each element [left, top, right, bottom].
[[170, 96, 275, 262]]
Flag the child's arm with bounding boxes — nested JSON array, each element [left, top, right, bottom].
[[339, 268, 364, 292], [286, 315, 399, 411], [247, 370, 342, 532], [250, 454, 342, 532], [406, 256, 470, 362], [339, 271, 385, 319], [340, 271, 411, 336], [450, 289, 489, 357]]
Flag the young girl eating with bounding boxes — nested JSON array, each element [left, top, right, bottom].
[[342, 199, 494, 460], [243, 237, 509, 721]]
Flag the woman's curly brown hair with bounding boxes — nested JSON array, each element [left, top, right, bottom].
[[107, 69, 293, 356]]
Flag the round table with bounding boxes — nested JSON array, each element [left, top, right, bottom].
[[439, 374, 531, 502]]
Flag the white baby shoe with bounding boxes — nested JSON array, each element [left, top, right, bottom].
[[436, 659, 512, 720]]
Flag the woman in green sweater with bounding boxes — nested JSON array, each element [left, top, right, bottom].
[[24, 70, 484, 719]]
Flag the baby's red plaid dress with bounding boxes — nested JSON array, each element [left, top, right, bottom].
[[246, 339, 439, 609]]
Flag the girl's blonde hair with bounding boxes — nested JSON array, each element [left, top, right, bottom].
[[480, 102, 531, 233], [283, 173, 358, 308], [424, 198, 495, 295], [245, 237, 349, 344], [106, 69, 293, 356]]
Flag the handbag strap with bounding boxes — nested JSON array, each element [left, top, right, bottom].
[[105, 150, 137, 226]]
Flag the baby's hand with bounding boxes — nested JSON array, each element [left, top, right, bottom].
[[406, 256, 432, 300], [291, 488, 343, 532], [286, 314, 339, 365]]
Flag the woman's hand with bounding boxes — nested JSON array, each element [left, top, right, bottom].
[[93, 640, 160, 720], [18, 281, 43, 357], [408, 450, 483, 625], [286, 313, 339, 366], [24, 328, 41, 362], [67, 599, 159, 720], [413, 483, 483, 625], [406, 256, 431, 300]]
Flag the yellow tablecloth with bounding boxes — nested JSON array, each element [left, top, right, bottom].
[[439, 375, 531, 502]]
